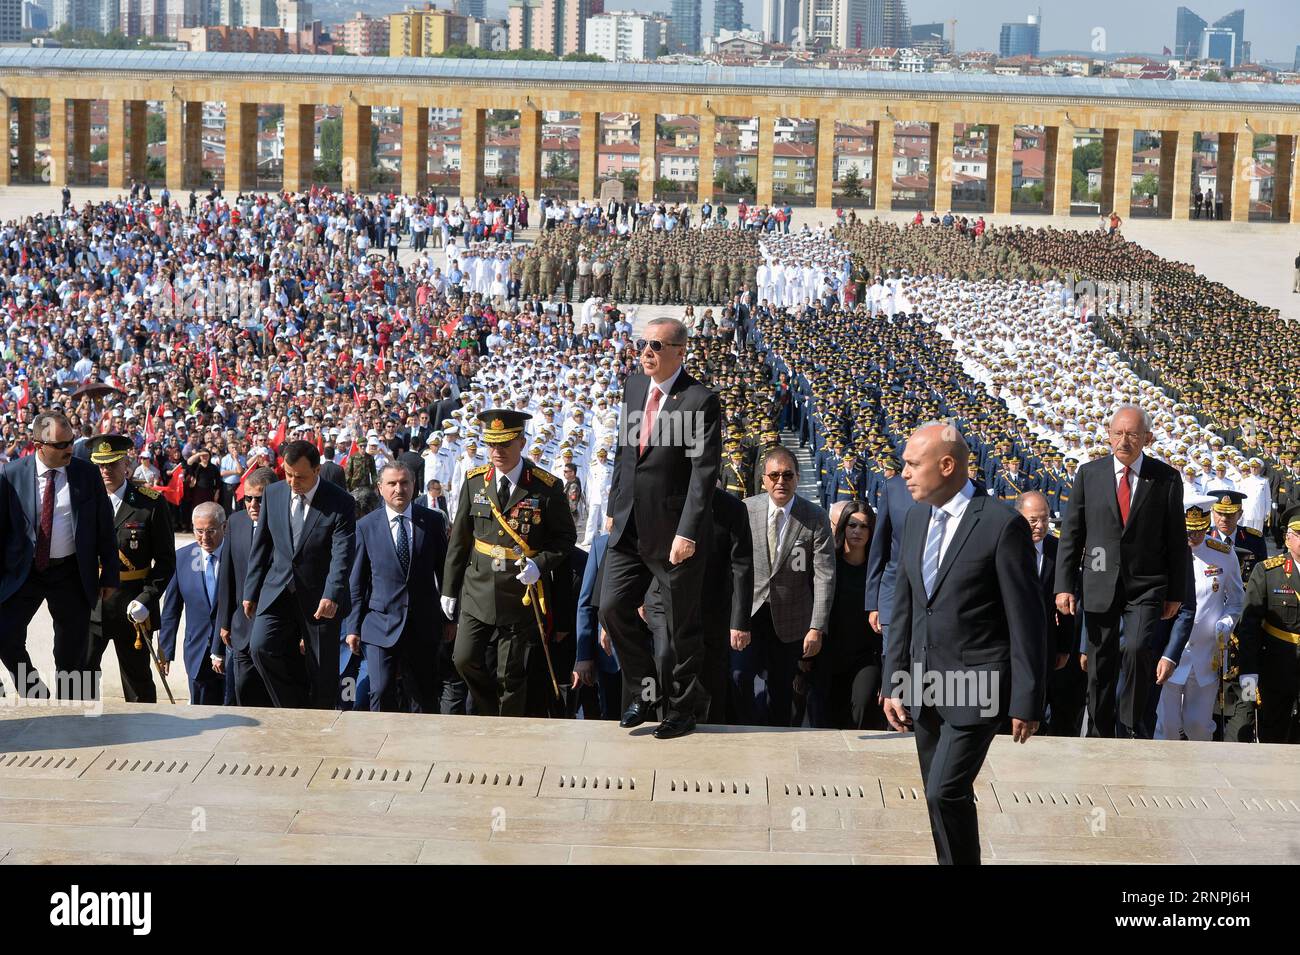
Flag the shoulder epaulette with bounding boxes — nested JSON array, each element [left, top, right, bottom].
[[530, 465, 558, 487], [1263, 554, 1286, 570], [467, 464, 491, 479], [1205, 538, 1231, 554], [1244, 525, 1263, 537], [134, 483, 160, 500]]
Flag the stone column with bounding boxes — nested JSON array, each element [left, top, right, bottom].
[[1274, 134, 1296, 223], [225, 102, 258, 194], [577, 111, 598, 200], [815, 115, 835, 208], [697, 112, 715, 204], [1160, 128, 1194, 220], [1099, 128, 1118, 214], [459, 107, 483, 200], [1111, 127, 1133, 218], [401, 105, 429, 196], [283, 104, 315, 194], [342, 101, 371, 194], [518, 106, 541, 197], [0, 95, 11, 187], [107, 99, 128, 189], [989, 121, 1016, 214], [638, 108, 656, 202], [930, 119, 954, 213], [756, 115, 774, 205], [184, 101, 203, 187], [17, 98, 35, 182], [49, 98, 68, 186], [1215, 131, 1236, 220], [166, 100, 185, 190], [71, 99, 91, 183], [128, 101, 148, 183], [873, 119, 894, 211], [1044, 125, 1073, 216], [1229, 130, 1253, 223]]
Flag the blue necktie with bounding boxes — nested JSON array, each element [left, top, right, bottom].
[[203, 553, 216, 606], [394, 516, 410, 577]]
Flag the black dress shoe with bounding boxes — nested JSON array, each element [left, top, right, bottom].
[[620, 702, 650, 728], [653, 715, 697, 740]]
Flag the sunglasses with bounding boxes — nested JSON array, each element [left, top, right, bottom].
[[635, 339, 684, 353], [38, 440, 75, 450], [765, 471, 797, 482]]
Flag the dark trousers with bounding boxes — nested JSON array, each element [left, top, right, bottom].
[[189, 668, 224, 706], [754, 606, 807, 728], [599, 540, 709, 719], [1258, 636, 1300, 744], [438, 637, 468, 714], [1084, 595, 1162, 738], [227, 641, 272, 707], [249, 591, 340, 709], [913, 705, 998, 865], [0, 560, 92, 699], [809, 656, 883, 729], [700, 614, 732, 725], [729, 637, 767, 726], [1046, 654, 1087, 737], [365, 629, 440, 713], [86, 619, 157, 703], [452, 612, 535, 717]]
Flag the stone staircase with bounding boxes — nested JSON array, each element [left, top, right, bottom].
[[782, 429, 821, 504]]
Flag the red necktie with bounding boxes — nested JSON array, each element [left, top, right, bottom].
[[35, 468, 56, 572], [1117, 465, 1131, 526], [639, 386, 662, 457]]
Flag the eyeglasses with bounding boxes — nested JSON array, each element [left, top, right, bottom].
[[1107, 430, 1146, 441], [765, 471, 797, 482], [38, 440, 74, 450], [244, 493, 263, 502], [635, 339, 684, 353]]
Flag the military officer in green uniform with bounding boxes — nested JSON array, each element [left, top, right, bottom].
[[86, 434, 176, 703], [1237, 504, 1300, 743], [442, 409, 577, 717]]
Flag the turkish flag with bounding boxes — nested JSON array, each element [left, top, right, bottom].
[[155, 465, 186, 506], [233, 460, 258, 502], [17, 380, 29, 410], [269, 417, 287, 452], [340, 439, 360, 466]]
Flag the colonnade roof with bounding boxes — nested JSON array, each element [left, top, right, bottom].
[[4, 48, 1300, 109]]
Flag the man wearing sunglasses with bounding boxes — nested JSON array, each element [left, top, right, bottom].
[[600, 317, 721, 740], [0, 411, 118, 699]]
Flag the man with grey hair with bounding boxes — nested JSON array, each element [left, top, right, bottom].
[[215, 466, 275, 706], [884, 422, 1046, 865], [1055, 404, 1190, 738], [0, 410, 117, 699], [161, 500, 228, 704]]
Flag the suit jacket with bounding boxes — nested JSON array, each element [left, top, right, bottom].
[[576, 534, 619, 673], [1055, 454, 1189, 612], [398, 450, 425, 489], [707, 490, 755, 632], [745, 493, 836, 643], [160, 541, 221, 680], [215, 509, 257, 654], [343, 504, 449, 648], [1036, 535, 1074, 656], [606, 370, 721, 559], [244, 477, 356, 617], [320, 460, 347, 488], [886, 490, 1047, 725], [0, 454, 118, 605], [420, 493, 450, 521], [865, 474, 914, 631]]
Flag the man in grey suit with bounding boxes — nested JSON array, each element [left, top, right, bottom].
[[744, 445, 836, 726]]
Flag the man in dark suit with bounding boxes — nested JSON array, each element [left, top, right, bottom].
[[320, 455, 347, 489], [345, 461, 453, 711], [243, 439, 356, 709], [160, 502, 227, 705], [599, 317, 721, 739], [1055, 405, 1189, 738], [883, 423, 1047, 865], [421, 478, 449, 519], [1016, 490, 1085, 737], [0, 411, 118, 699], [398, 448, 425, 492], [866, 471, 914, 659], [215, 466, 274, 707]]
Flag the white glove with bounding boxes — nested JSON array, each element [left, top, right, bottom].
[[1214, 618, 1233, 639], [440, 595, 457, 619], [1239, 674, 1259, 703], [126, 600, 150, 624], [515, 558, 541, 587]]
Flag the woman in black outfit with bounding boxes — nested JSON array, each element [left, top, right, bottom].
[[809, 500, 885, 730]]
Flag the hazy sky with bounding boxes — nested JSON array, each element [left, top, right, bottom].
[[608, 0, 1300, 63]]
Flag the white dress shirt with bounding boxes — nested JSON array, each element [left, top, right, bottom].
[[644, 365, 683, 416], [385, 502, 414, 551], [34, 458, 75, 559], [494, 460, 525, 501], [1114, 453, 1143, 509], [766, 494, 796, 555], [109, 480, 128, 516], [199, 543, 223, 606], [928, 480, 976, 567]]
